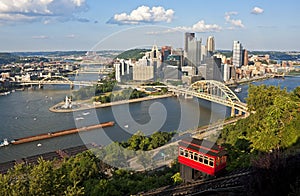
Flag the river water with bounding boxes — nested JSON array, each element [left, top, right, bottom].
[[0, 76, 299, 163]]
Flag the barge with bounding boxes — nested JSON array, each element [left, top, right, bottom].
[[11, 121, 114, 145]]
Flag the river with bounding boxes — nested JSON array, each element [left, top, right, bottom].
[[0, 76, 298, 163]]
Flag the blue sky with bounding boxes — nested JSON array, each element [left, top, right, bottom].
[[0, 0, 299, 52]]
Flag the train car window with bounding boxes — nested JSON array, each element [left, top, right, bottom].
[[221, 156, 226, 164], [199, 155, 203, 163], [216, 157, 220, 166], [179, 148, 184, 156], [193, 153, 198, 161], [184, 150, 188, 157], [209, 158, 214, 167], [204, 156, 209, 165], [189, 151, 193, 159]]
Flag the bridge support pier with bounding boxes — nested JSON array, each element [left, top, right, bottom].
[[184, 93, 193, 99], [231, 107, 235, 117]]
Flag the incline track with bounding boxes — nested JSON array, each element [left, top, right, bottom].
[[139, 169, 253, 196]]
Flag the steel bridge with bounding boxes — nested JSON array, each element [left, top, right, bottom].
[[168, 80, 248, 117], [19, 76, 98, 89]]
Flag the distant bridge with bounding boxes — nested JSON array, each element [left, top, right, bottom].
[[19, 76, 98, 89], [168, 80, 248, 117]]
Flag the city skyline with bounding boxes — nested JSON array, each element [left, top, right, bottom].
[[0, 0, 299, 52]]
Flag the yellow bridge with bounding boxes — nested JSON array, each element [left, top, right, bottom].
[[168, 80, 248, 117], [19, 76, 98, 89]]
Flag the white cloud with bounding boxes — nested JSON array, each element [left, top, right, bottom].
[[66, 34, 76, 38], [0, 0, 88, 25], [108, 5, 174, 25], [174, 20, 222, 33], [251, 7, 264, 15], [225, 12, 244, 28], [146, 20, 222, 35], [32, 35, 49, 39]]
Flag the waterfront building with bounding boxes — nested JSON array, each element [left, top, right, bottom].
[[133, 63, 156, 81], [114, 59, 133, 82], [199, 56, 223, 81], [132, 45, 161, 81], [232, 41, 243, 68]]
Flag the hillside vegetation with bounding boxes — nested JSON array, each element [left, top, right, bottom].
[[114, 49, 150, 60]]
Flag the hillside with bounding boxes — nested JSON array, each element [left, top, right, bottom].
[[115, 48, 150, 60], [0, 53, 19, 65]]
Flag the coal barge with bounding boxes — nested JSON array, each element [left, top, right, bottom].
[[11, 121, 114, 145]]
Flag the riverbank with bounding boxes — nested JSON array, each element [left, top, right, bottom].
[[49, 94, 174, 113], [225, 75, 273, 87]]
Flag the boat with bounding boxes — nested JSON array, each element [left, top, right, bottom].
[[82, 112, 90, 116], [0, 138, 9, 147], [124, 124, 129, 128], [11, 121, 115, 145], [234, 87, 242, 93], [75, 117, 85, 121], [37, 143, 42, 147]]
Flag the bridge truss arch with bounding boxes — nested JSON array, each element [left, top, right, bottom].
[[189, 80, 240, 104], [40, 75, 72, 83], [186, 80, 248, 116]]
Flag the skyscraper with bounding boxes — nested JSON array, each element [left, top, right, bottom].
[[206, 36, 215, 53], [161, 46, 172, 62], [232, 41, 243, 68], [184, 32, 195, 54], [184, 32, 201, 67], [243, 49, 248, 66]]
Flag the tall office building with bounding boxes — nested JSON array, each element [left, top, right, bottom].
[[201, 45, 207, 62], [161, 46, 172, 62], [184, 32, 195, 54], [184, 32, 201, 67], [243, 49, 248, 66], [206, 36, 215, 53], [232, 41, 243, 68], [114, 59, 132, 82]]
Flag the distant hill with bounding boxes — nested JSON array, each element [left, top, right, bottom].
[[0, 53, 19, 65], [13, 51, 87, 57], [217, 50, 300, 61], [115, 49, 150, 60]]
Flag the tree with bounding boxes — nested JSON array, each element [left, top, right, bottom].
[[171, 172, 183, 185], [29, 158, 56, 195]]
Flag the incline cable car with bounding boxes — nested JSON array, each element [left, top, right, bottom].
[[178, 137, 227, 182]]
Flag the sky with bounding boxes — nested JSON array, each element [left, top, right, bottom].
[[0, 0, 299, 52]]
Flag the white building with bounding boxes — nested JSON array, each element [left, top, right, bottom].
[[114, 59, 133, 82], [206, 36, 215, 53], [232, 41, 243, 68]]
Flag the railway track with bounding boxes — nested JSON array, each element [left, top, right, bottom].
[[139, 169, 253, 196]]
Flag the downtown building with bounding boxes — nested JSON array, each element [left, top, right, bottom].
[[132, 45, 161, 81], [232, 41, 243, 68], [184, 32, 202, 67], [206, 36, 215, 55], [114, 59, 133, 82]]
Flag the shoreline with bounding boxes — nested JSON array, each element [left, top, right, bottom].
[[49, 94, 174, 113], [225, 75, 273, 87]]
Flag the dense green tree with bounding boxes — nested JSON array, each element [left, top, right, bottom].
[[221, 84, 300, 170], [28, 158, 56, 195]]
